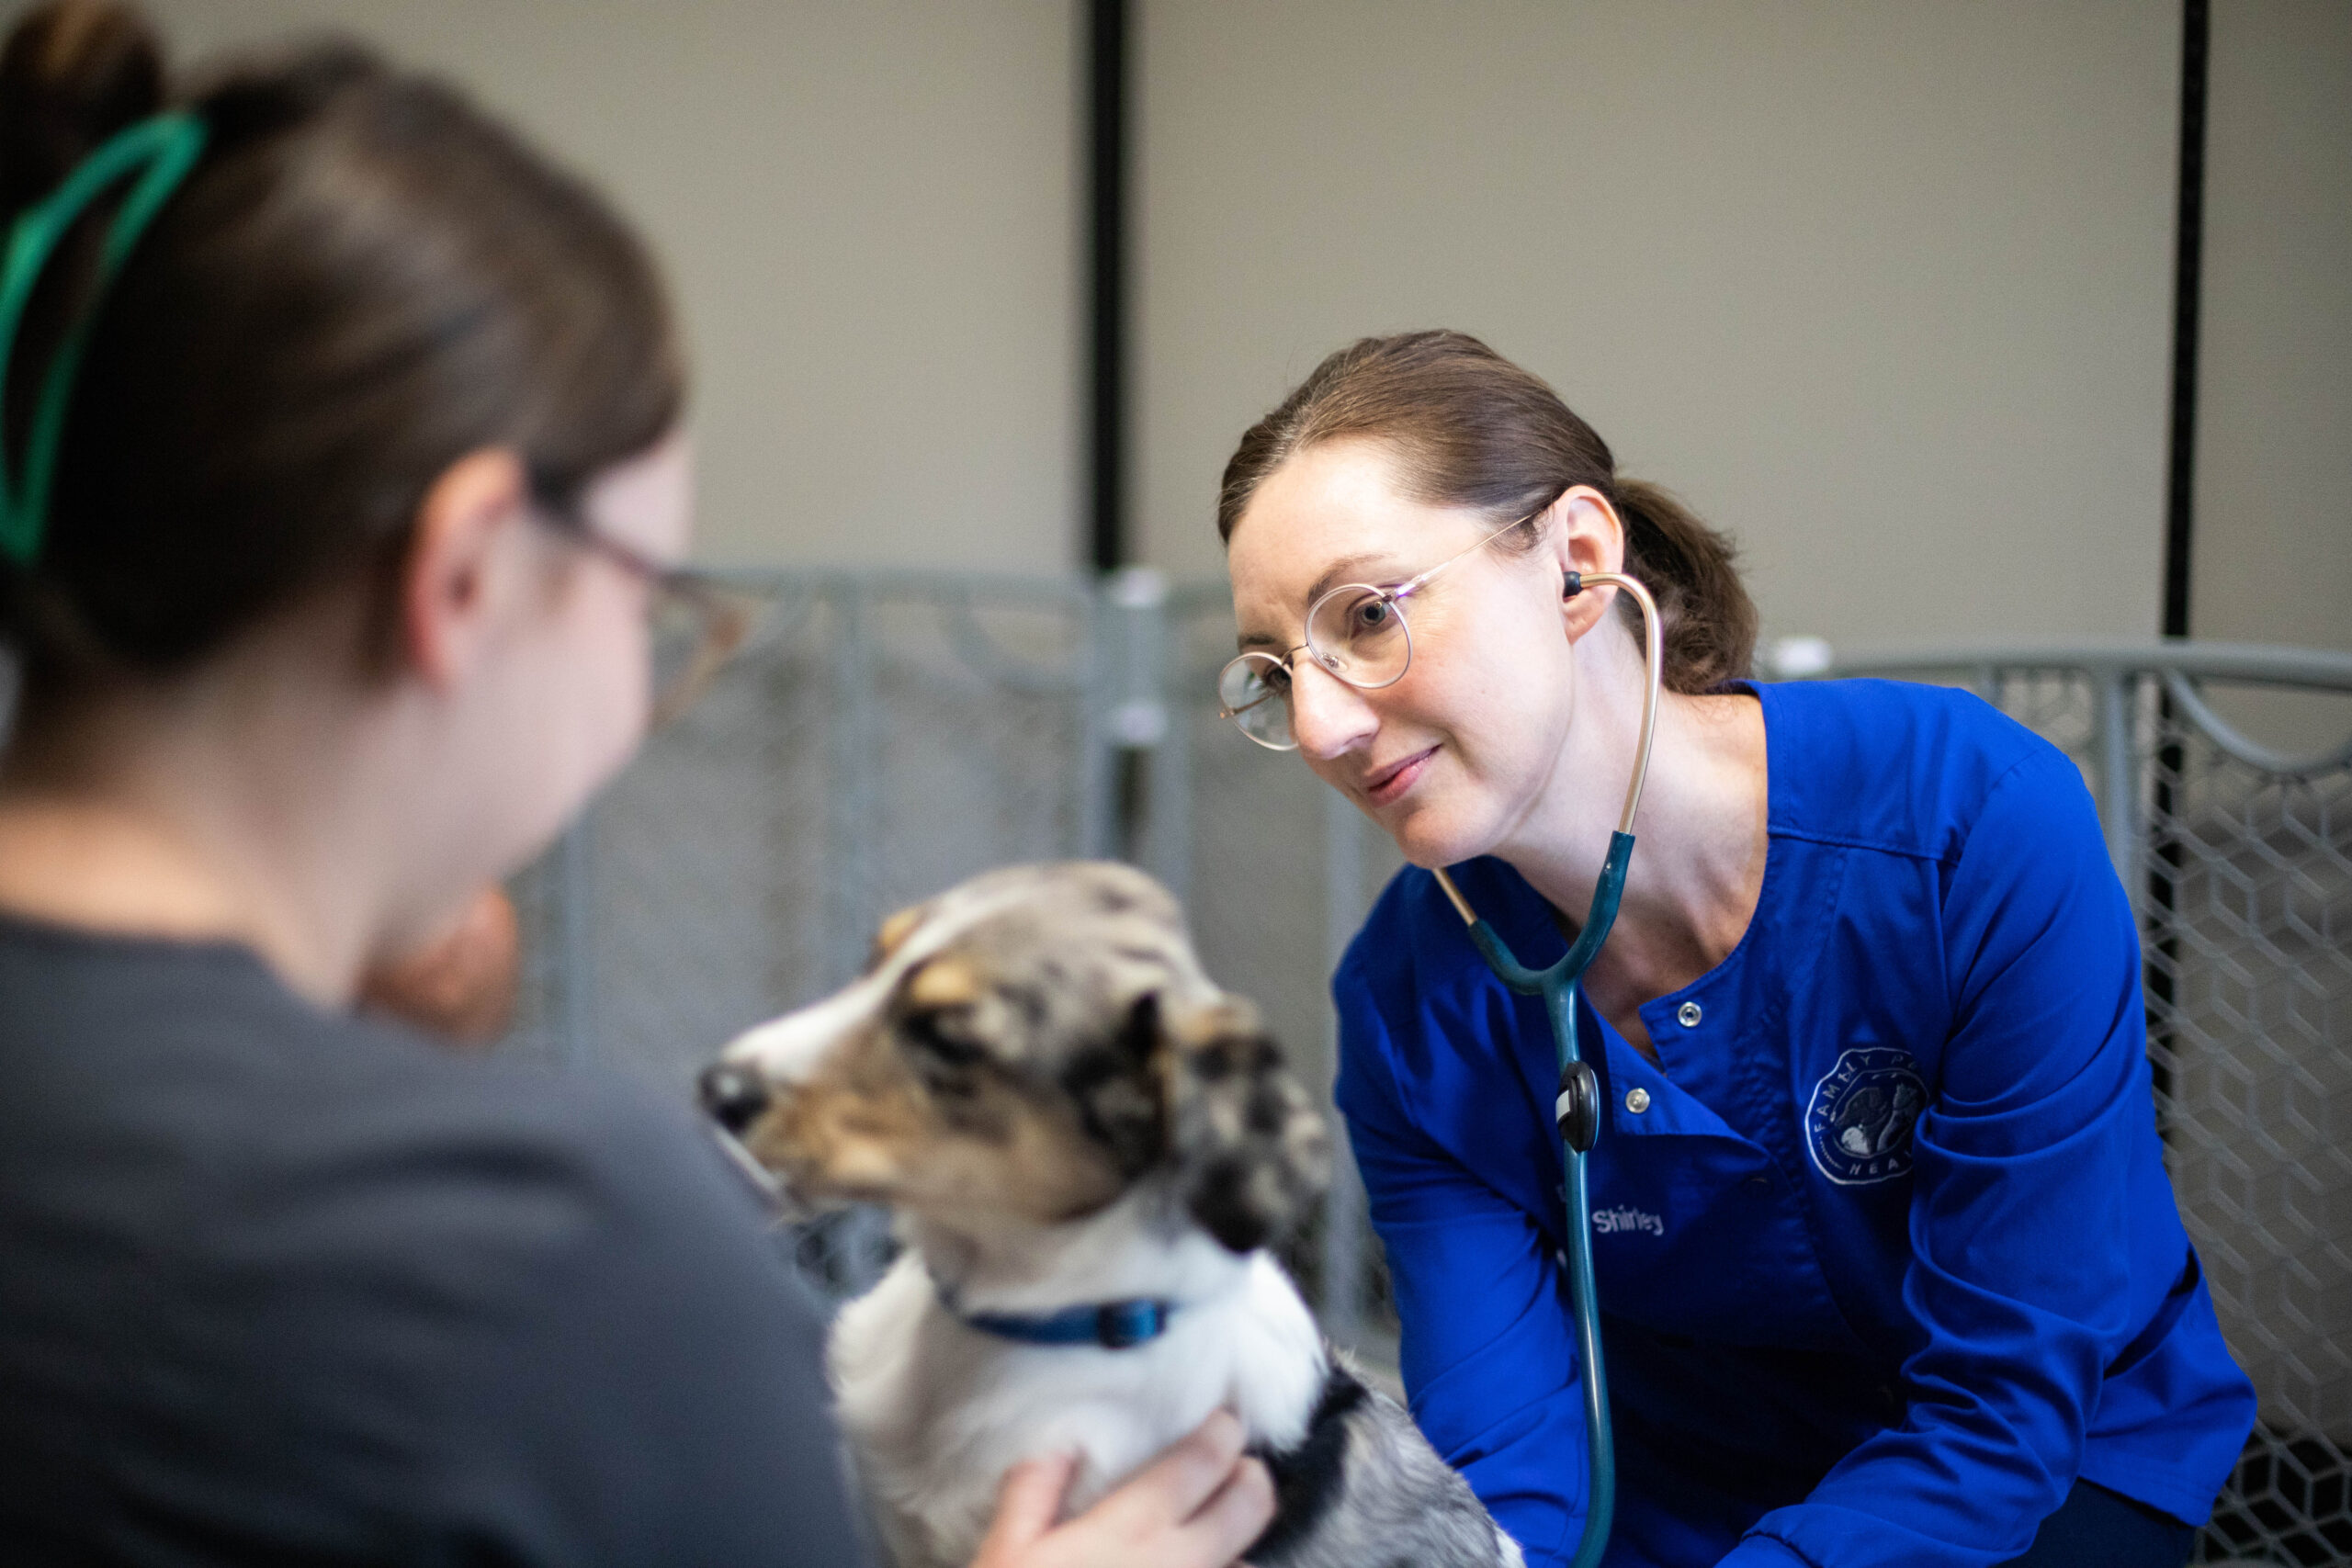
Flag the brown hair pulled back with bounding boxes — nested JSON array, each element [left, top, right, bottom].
[[0, 0, 683, 700], [1218, 330, 1755, 694]]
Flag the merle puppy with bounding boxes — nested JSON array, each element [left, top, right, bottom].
[[704, 861, 1522, 1568]]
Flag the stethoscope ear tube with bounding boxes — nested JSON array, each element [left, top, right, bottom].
[[1427, 569, 1662, 1568], [1573, 572, 1664, 839]]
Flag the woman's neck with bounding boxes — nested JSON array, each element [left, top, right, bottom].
[[1498, 638, 1769, 1058], [0, 650, 400, 1009]]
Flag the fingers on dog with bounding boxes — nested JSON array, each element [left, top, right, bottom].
[[1182, 1452, 1274, 1565], [1108, 1409, 1249, 1532], [976, 1451, 1079, 1557]]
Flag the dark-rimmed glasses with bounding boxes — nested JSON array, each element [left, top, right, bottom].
[[531, 502, 770, 728]]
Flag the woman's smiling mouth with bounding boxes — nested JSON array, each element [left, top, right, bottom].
[[1363, 745, 1440, 806]]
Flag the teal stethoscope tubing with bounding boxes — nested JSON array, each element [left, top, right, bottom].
[[1428, 570, 1663, 1568]]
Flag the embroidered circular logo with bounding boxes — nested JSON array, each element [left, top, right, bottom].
[[1805, 1047, 1928, 1186]]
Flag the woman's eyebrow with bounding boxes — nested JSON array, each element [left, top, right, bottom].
[[1234, 552, 1405, 651], [1306, 553, 1396, 604]]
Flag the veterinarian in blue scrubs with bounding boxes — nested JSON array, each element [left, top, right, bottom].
[[0, 5, 1273, 1563], [1215, 331, 2256, 1568]]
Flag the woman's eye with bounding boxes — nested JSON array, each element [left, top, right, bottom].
[[1352, 599, 1392, 633]]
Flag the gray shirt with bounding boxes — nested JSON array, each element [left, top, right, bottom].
[[0, 913, 865, 1565]]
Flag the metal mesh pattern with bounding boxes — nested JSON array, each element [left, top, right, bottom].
[[2141, 699, 2351, 1566], [1887, 662, 2352, 1566]]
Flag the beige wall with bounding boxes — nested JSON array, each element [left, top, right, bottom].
[[2196, 0, 2352, 656], [62, 1, 2346, 660], [142, 0, 1083, 573], [1135, 1, 2183, 647]]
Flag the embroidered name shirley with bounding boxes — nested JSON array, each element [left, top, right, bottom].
[[1805, 1046, 1928, 1186], [1590, 1205, 1664, 1236]]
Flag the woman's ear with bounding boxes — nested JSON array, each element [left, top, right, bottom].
[[399, 447, 536, 692], [1157, 995, 1330, 1253], [1548, 484, 1629, 643]]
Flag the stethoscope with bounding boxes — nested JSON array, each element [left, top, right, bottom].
[[1427, 569, 1662, 1568]]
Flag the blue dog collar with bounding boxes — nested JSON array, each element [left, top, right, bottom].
[[945, 1291, 1176, 1350]]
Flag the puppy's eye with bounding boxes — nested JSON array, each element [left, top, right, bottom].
[[902, 1009, 986, 1068]]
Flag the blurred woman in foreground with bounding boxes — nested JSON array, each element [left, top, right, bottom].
[[0, 5, 1271, 1562]]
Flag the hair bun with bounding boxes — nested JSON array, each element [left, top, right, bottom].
[[0, 0, 165, 220]]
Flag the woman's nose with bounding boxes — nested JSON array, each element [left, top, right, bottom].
[[1287, 660, 1378, 760]]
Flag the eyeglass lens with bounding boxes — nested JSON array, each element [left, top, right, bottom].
[[1217, 652, 1297, 749], [1305, 585, 1412, 688]]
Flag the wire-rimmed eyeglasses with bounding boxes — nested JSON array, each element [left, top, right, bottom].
[[530, 497, 771, 728], [1216, 505, 1539, 750]]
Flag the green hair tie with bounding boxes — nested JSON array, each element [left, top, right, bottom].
[[0, 110, 208, 567]]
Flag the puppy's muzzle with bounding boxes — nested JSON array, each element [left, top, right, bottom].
[[697, 1061, 772, 1135], [695, 1061, 799, 1213]]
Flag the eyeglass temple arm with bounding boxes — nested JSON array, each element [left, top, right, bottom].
[[1391, 507, 1545, 602], [1431, 570, 1663, 926]]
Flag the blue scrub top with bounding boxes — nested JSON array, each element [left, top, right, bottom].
[[1333, 678, 2256, 1568]]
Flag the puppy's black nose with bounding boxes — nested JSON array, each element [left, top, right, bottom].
[[698, 1062, 771, 1134]]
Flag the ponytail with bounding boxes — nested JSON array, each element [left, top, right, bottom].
[[1611, 478, 1756, 694]]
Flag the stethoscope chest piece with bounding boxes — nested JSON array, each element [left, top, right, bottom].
[[1556, 1059, 1601, 1154]]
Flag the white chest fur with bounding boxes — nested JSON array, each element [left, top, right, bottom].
[[829, 1241, 1326, 1568]]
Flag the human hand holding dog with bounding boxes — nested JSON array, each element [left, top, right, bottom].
[[970, 1409, 1274, 1568]]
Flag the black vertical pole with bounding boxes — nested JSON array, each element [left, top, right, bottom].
[[1086, 0, 1129, 575], [2164, 0, 2208, 639], [2148, 0, 2208, 1134], [1087, 0, 1148, 855]]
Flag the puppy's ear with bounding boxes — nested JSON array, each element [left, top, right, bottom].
[[866, 900, 930, 973], [1160, 997, 1330, 1253]]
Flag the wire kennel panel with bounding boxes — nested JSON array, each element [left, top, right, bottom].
[[1829, 645, 2352, 1567]]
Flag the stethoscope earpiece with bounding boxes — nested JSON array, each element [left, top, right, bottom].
[[1563, 570, 1584, 600]]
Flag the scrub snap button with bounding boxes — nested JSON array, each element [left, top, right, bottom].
[[1624, 1088, 1651, 1114], [1676, 1001, 1703, 1028]]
